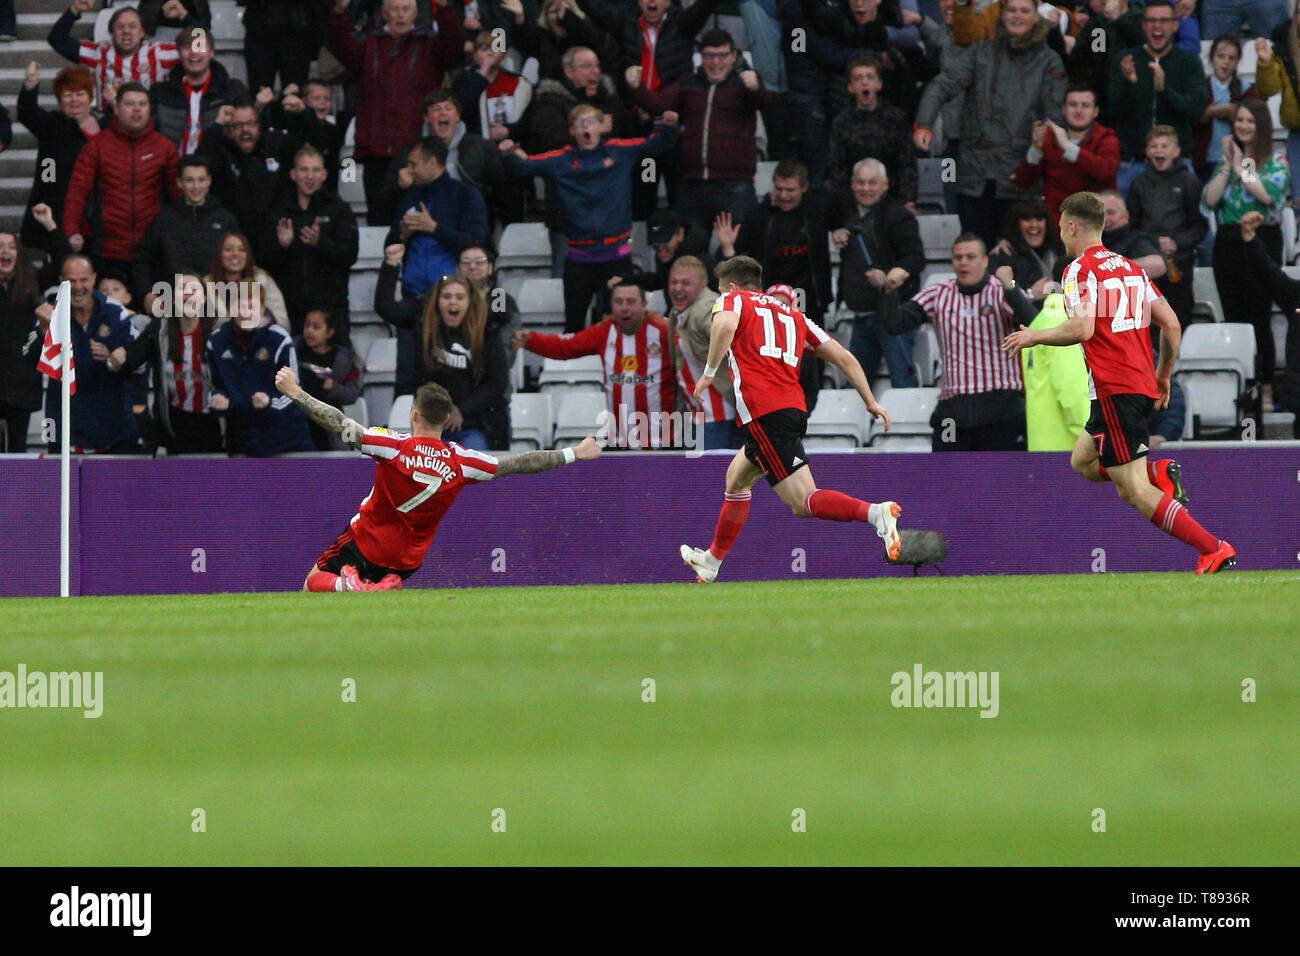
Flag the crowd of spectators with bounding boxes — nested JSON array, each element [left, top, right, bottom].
[[1, 0, 1299, 457]]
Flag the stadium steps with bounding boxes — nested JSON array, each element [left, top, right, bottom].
[[0, 2, 94, 231]]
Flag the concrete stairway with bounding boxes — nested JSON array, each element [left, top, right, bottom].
[[0, 2, 96, 232]]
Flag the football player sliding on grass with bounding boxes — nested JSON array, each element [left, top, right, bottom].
[[274, 366, 600, 592]]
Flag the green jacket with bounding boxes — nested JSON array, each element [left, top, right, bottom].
[[1022, 294, 1091, 451], [1108, 45, 1206, 159]]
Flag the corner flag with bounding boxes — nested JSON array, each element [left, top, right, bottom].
[[36, 282, 76, 394]]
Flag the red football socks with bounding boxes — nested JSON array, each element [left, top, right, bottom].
[[305, 569, 341, 592], [804, 489, 871, 522], [708, 491, 752, 561], [1151, 494, 1218, 555]]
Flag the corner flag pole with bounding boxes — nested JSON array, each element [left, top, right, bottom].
[[58, 280, 71, 598]]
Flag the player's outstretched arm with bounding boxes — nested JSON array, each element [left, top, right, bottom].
[[274, 366, 365, 450], [1003, 298, 1097, 355], [496, 435, 601, 476], [693, 309, 739, 401], [814, 338, 892, 431]]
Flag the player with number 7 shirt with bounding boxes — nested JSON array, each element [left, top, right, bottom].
[[1002, 192, 1235, 574], [679, 256, 904, 583], [274, 368, 601, 592]]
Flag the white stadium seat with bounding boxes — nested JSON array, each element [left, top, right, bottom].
[[509, 392, 553, 450], [497, 222, 552, 270], [363, 337, 397, 426], [1174, 323, 1256, 436], [517, 277, 566, 329], [916, 158, 947, 214], [870, 386, 940, 447], [754, 160, 778, 200], [646, 289, 668, 315], [388, 394, 413, 430], [342, 400, 369, 429], [912, 323, 942, 387], [210, 1, 245, 47], [918, 215, 961, 262], [872, 434, 934, 453], [919, 268, 955, 289], [356, 227, 389, 271], [348, 271, 380, 316], [806, 389, 868, 445], [551, 389, 607, 444], [539, 354, 603, 391], [1192, 267, 1223, 323]]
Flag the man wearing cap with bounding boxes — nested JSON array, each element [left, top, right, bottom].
[[149, 25, 248, 155], [617, 209, 715, 294]]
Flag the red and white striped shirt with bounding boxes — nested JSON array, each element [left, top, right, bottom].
[[714, 290, 830, 423], [675, 330, 734, 424], [525, 314, 676, 448], [171, 325, 205, 413], [911, 278, 1024, 400], [352, 428, 499, 571], [77, 39, 180, 109]]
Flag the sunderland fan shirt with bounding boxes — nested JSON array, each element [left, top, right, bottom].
[[76, 39, 180, 109], [1062, 245, 1162, 399], [910, 278, 1024, 401], [524, 315, 676, 448], [351, 428, 499, 571], [713, 290, 830, 423]]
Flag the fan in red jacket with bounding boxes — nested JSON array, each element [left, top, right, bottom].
[[1011, 85, 1119, 230], [512, 281, 677, 449], [325, 0, 464, 226], [61, 81, 180, 272]]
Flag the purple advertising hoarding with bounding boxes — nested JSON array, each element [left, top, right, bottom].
[[0, 448, 1296, 597]]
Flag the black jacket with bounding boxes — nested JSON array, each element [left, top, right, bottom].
[[1127, 161, 1209, 261], [256, 190, 359, 332], [374, 261, 510, 446], [131, 197, 241, 302], [197, 124, 299, 237], [832, 194, 924, 313], [378, 127, 505, 232], [239, 0, 326, 36], [149, 60, 249, 154], [988, 234, 1065, 291], [736, 192, 834, 320], [579, 0, 719, 84], [0, 279, 43, 412], [16, 84, 101, 254]]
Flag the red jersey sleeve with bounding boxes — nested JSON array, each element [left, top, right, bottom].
[[451, 443, 500, 483], [525, 320, 611, 360], [359, 426, 407, 460]]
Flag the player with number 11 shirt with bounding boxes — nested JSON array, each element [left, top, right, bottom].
[[1003, 191, 1235, 574], [679, 256, 904, 583]]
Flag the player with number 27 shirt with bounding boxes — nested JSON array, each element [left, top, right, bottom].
[[274, 369, 600, 592], [679, 256, 904, 583], [1003, 192, 1235, 574]]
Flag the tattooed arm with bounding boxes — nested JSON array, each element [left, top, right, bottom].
[[496, 436, 601, 476], [275, 366, 365, 450]]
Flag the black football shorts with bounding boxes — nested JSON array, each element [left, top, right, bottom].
[[316, 527, 417, 582], [1086, 393, 1154, 469], [741, 408, 811, 487]]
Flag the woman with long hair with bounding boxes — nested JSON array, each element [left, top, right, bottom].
[[376, 254, 509, 448], [205, 231, 290, 331], [120, 273, 224, 454], [0, 232, 43, 452], [1204, 97, 1290, 404]]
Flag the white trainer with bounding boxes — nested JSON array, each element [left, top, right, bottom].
[[680, 545, 720, 583], [871, 502, 903, 561]]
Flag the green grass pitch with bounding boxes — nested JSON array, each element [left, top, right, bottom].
[[2, 572, 1296, 866]]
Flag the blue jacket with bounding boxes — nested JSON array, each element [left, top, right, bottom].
[[43, 291, 138, 451], [206, 320, 314, 457], [502, 127, 678, 256], [387, 173, 489, 297]]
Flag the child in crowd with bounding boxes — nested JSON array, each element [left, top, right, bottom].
[[294, 307, 360, 450]]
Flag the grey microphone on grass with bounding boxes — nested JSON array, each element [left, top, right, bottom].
[[886, 530, 949, 576]]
